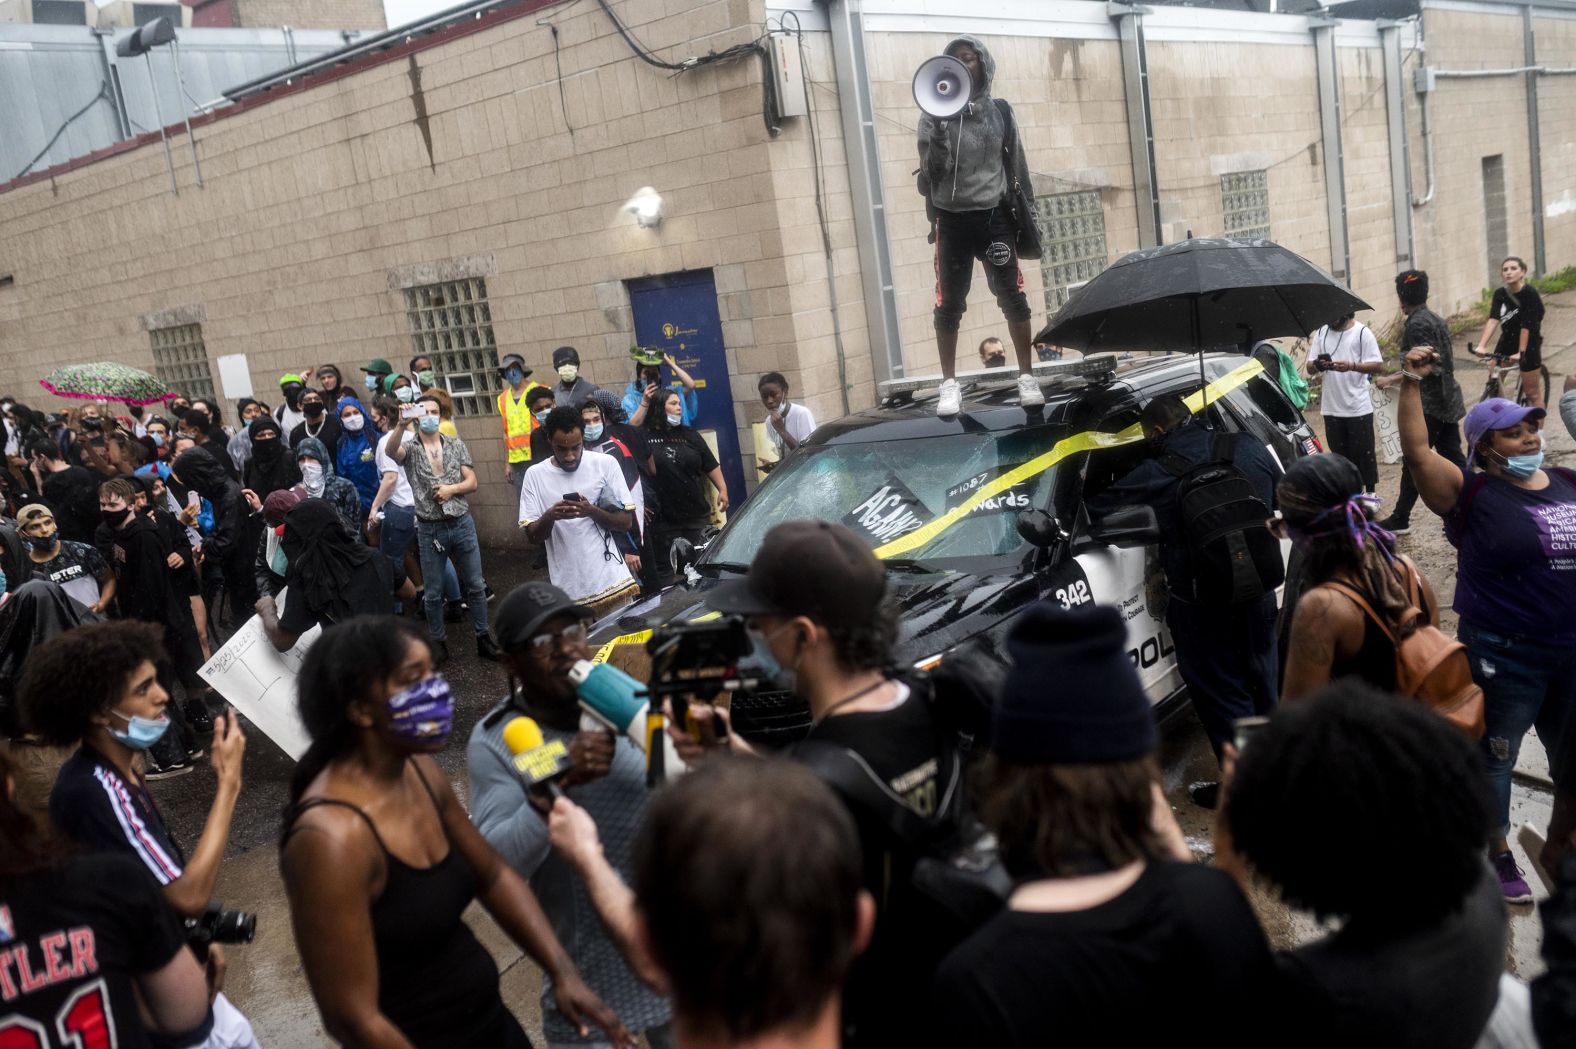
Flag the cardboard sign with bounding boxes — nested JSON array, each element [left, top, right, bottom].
[[842, 476, 932, 545], [198, 588, 318, 760], [944, 465, 1032, 517], [1371, 384, 1402, 465]]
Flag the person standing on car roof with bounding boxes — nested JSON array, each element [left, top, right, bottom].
[[1086, 394, 1282, 808], [916, 35, 1044, 417]]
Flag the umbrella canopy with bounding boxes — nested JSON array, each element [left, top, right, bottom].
[[38, 362, 176, 406], [1041, 238, 1371, 353]]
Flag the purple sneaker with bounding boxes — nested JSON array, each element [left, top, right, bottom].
[[1493, 850, 1533, 904]]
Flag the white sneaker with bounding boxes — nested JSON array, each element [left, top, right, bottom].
[[1017, 373, 1045, 407], [937, 378, 962, 416]]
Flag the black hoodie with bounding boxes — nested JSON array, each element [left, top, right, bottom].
[[172, 447, 244, 564], [107, 512, 183, 624]]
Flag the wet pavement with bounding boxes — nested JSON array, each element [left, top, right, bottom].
[[149, 294, 1576, 1044]]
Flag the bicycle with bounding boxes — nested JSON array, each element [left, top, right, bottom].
[[1468, 341, 1550, 408]]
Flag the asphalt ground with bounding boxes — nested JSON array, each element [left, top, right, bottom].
[[149, 291, 1576, 1045]]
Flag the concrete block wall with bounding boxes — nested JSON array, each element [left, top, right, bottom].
[[1532, 12, 1576, 281], [232, 0, 387, 30], [1338, 43, 1405, 321]]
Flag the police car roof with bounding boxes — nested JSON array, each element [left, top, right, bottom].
[[814, 352, 1250, 444]]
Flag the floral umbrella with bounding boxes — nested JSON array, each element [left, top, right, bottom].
[[38, 362, 176, 406]]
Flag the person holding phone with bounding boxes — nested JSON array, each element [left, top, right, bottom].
[[381, 394, 499, 667], [520, 407, 638, 618], [623, 351, 699, 428]]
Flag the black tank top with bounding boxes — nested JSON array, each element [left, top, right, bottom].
[[1328, 564, 1435, 695], [286, 765, 512, 1049]]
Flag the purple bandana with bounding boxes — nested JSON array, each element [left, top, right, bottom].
[[1290, 494, 1396, 561], [386, 675, 454, 746]]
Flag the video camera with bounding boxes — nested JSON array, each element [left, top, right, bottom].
[[184, 902, 256, 949]]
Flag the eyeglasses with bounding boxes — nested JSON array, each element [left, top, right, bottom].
[[525, 621, 589, 655]]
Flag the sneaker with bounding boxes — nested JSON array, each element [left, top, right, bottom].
[[937, 378, 962, 417], [1492, 850, 1534, 904], [476, 634, 502, 662], [1188, 781, 1221, 810], [183, 699, 214, 738], [1017, 373, 1046, 408], [146, 735, 194, 780], [444, 600, 464, 623], [430, 639, 450, 671], [1378, 515, 1410, 535]]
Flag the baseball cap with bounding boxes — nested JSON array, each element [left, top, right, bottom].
[[706, 520, 886, 629], [361, 358, 394, 376], [278, 373, 305, 388], [1464, 397, 1546, 453], [497, 353, 532, 377], [552, 346, 580, 368], [493, 582, 591, 650]]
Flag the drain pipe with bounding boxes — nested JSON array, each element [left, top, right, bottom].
[[1413, 73, 1435, 208]]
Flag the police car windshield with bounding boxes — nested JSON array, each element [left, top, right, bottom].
[[708, 424, 1067, 566]]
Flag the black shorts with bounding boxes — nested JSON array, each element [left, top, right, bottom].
[[1519, 342, 1543, 372], [932, 207, 1032, 334]]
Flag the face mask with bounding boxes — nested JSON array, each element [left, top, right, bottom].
[[109, 709, 171, 750], [385, 675, 454, 746], [25, 532, 57, 552], [416, 370, 435, 387], [365, 374, 380, 391], [584, 423, 604, 442], [419, 415, 441, 435], [534, 409, 551, 425], [558, 364, 579, 384], [300, 462, 325, 494], [1498, 448, 1545, 479], [342, 414, 365, 432], [0, 570, 7, 600], [666, 413, 683, 427], [267, 527, 289, 576], [303, 402, 326, 419], [283, 388, 303, 409], [741, 624, 799, 694], [505, 368, 524, 385], [149, 433, 166, 448], [396, 386, 417, 404], [103, 507, 131, 529]]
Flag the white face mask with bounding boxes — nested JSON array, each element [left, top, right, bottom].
[[342, 414, 365, 432], [666, 412, 683, 427], [558, 364, 579, 384], [300, 461, 325, 495], [395, 386, 417, 404]]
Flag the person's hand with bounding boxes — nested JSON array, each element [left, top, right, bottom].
[[757, 458, 776, 474], [254, 595, 276, 620], [549, 499, 586, 521], [179, 503, 200, 527], [642, 383, 659, 405], [210, 711, 246, 792], [566, 729, 615, 785], [1374, 372, 1404, 390], [551, 968, 636, 1047], [434, 484, 454, 504], [241, 488, 262, 512], [1402, 347, 1438, 379], [663, 353, 677, 368], [716, 490, 730, 513], [547, 796, 604, 868], [769, 408, 788, 434], [206, 944, 227, 1003], [623, 553, 642, 575], [166, 551, 185, 569], [504, 463, 514, 483], [88, 600, 105, 615]]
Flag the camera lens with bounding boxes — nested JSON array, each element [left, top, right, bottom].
[[215, 910, 257, 944]]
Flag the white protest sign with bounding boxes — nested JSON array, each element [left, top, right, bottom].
[[198, 589, 318, 760], [215, 354, 254, 401], [1372, 384, 1402, 465]]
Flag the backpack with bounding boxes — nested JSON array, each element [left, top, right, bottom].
[[1317, 564, 1486, 740], [1160, 432, 1285, 605]]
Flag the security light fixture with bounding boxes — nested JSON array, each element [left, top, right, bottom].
[[623, 186, 664, 230]]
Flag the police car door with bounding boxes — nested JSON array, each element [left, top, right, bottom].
[[1046, 404, 1181, 706]]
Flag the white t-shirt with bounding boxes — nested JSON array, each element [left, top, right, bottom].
[[763, 401, 817, 458], [519, 450, 636, 603], [1312, 322, 1382, 418], [375, 437, 415, 509]]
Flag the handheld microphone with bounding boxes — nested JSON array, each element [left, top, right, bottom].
[[501, 716, 571, 800], [568, 659, 687, 784]]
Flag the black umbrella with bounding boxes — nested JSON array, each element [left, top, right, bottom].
[[1040, 237, 1370, 353]]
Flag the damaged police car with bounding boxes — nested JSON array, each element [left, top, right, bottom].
[[590, 352, 1316, 745]]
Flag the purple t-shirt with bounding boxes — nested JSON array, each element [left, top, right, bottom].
[[1445, 466, 1576, 644]]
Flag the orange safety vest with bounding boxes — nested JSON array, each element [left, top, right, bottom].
[[499, 382, 544, 463]]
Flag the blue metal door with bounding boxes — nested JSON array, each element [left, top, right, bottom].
[[626, 270, 746, 504]]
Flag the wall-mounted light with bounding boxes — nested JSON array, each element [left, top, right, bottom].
[[623, 186, 664, 230]]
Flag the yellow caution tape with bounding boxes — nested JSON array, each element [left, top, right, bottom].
[[592, 359, 1267, 654], [873, 358, 1266, 559]]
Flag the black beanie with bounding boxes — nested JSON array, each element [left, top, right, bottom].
[[990, 602, 1157, 764]]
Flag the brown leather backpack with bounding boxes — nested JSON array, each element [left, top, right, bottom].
[[1318, 564, 1486, 740]]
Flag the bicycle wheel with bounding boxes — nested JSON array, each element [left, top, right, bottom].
[[1481, 375, 1502, 403], [1513, 366, 1552, 408]]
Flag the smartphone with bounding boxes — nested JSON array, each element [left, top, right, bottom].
[[185, 491, 201, 510], [400, 403, 425, 420], [562, 492, 584, 502], [1232, 716, 1271, 754]]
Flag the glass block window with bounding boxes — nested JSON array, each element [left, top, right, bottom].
[[149, 323, 216, 402], [1221, 170, 1270, 240], [1035, 190, 1107, 314], [402, 278, 501, 417]]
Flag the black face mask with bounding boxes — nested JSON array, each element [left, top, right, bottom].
[[283, 387, 304, 409], [303, 402, 326, 419], [102, 507, 132, 529]]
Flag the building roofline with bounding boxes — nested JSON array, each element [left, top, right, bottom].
[[0, 0, 563, 197]]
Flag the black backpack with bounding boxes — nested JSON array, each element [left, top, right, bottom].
[[1160, 432, 1284, 605]]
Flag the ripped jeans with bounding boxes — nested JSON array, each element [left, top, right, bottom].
[[1461, 620, 1576, 839]]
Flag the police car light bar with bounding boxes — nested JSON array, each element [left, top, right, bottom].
[[877, 353, 1121, 403]]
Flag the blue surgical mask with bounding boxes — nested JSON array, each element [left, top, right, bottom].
[[109, 709, 171, 750], [419, 415, 441, 434], [505, 368, 524, 385], [25, 532, 57, 552], [365, 374, 379, 391], [150, 433, 166, 448], [0, 569, 8, 599], [1500, 449, 1545, 479], [396, 386, 417, 404], [584, 423, 604, 442], [535, 410, 551, 425], [739, 624, 798, 694]]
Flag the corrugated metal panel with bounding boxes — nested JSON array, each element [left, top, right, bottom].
[[0, 23, 363, 181]]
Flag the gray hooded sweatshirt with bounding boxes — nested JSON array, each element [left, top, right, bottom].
[[916, 35, 1034, 215]]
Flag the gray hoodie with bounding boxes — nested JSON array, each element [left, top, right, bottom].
[[916, 35, 1034, 215]]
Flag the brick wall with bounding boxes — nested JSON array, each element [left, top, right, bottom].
[[232, 0, 385, 30]]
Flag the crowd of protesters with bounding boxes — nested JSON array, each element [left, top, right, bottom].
[[3, 268, 1576, 1049]]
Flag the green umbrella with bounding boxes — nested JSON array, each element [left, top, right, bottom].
[[38, 362, 176, 406]]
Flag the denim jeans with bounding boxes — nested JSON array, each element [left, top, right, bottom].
[[1461, 619, 1576, 838], [415, 514, 488, 642], [379, 503, 416, 567]]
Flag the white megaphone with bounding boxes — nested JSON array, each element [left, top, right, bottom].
[[913, 55, 973, 119]]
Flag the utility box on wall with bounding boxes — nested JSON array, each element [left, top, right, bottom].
[[768, 33, 808, 119]]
